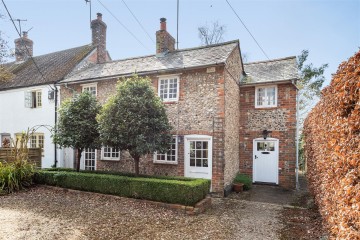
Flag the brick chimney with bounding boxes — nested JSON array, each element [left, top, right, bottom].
[[14, 31, 33, 62], [91, 13, 107, 63], [156, 18, 175, 55]]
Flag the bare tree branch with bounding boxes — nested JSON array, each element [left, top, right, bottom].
[[198, 21, 226, 46]]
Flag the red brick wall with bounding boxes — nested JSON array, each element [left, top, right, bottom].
[[239, 83, 297, 189]]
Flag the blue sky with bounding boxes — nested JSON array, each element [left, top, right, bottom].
[[1, 0, 359, 87]]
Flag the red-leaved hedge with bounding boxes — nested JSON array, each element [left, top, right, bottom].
[[304, 50, 360, 239]]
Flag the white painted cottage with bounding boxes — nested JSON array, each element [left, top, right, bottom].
[[0, 13, 110, 167]]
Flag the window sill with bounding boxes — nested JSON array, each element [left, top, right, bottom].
[[255, 105, 277, 109], [100, 158, 121, 161], [153, 161, 178, 165], [163, 101, 178, 104]]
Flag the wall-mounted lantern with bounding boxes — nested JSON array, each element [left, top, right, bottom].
[[177, 135, 184, 144], [262, 130, 272, 139]]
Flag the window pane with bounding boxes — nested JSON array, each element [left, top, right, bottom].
[[257, 88, 265, 106], [30, 136, 36, 148], [196, 159, 202, 167], [203, 159, 208, 167], [267, 87, 275, 105], [196, 150, 202, 158], [257, 142, 275, 151], [37, 92, 42, 107], [38, 135, 44, 148]]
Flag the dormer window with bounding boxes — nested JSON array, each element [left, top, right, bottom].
[[255, 85, 277, 108], [158, 76, 179, 102]]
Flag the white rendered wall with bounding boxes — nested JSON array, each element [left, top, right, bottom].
[[0, 85, 56, 168]]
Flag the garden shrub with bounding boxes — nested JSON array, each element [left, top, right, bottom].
[[0, 160, 35, 194], [233, 173, 252, 190], [303, 50, 359, 239], [34, 170, 210, 206]]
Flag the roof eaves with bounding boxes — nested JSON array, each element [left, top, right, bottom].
[[58, 62, 226, 85], [239, 78, 298, 87]]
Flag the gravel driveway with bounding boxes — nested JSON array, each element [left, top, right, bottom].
[[0, 186, 285, 240]]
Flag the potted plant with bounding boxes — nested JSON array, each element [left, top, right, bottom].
[[233, 182, 244, 193], [233, 173, 252, 193]]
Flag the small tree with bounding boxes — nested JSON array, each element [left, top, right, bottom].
[[97, 75, 172, 175], [297, 50, 328, 126], [53, 91, 101, 172], [198, 21, 226, 46], [296, 50, 328, 170]]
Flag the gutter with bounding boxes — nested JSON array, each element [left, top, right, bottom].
[[239, 78, 299, 88], [54, 85, 58, 167], [56, 63, 225, 86], [295, 83, 300, 190]]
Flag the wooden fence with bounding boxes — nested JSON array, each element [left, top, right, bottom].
[[0, 148, 42, 167]]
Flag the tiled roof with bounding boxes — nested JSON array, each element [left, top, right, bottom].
[[0, 45, 95, 90], [242, 56, 298, 84], [61, 40, 239, 83]]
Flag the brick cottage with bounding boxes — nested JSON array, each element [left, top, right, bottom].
[[58, 14, 298, 194]]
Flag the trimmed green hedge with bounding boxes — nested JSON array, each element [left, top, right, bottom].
[[44, 168, 195, 181], [34, 170, 210, 206]]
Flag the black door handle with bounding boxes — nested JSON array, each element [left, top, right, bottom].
[[255, 155, 258, 159]]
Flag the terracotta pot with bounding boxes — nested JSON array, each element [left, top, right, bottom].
[[233, 183, 244, 193]]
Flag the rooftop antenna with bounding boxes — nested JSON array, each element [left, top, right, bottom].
[[25, 27, 33, 34], [13, 19, 27, 35], [85, 0, 92, 27]]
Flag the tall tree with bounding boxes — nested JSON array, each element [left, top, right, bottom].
[[97, 75, 172, 175], [53, 91, 101, 172], [198, 21, 226, 46], [297, 50, 328, 126]]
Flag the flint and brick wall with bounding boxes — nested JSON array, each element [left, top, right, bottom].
[[239, 83, 297, 189], [223, 46, 242, 189], [60, 66, 229, 193]]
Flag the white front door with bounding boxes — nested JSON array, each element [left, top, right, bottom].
[[184, 135, 212, 180], [253, 138, 279, 184], [81, 148, 96, 171]]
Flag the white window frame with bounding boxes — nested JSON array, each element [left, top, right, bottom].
[[82, 83, 97, 97], [30, 133, 44, 148], [255, 85, 277, 108], [158, 75, 179, 102], [101, 146, 121, 161], [153, 136, 178, 164], [83, 148, 97, 171], [24, 90, 42, 108]]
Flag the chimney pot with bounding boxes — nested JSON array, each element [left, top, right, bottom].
[[97, 12, 102, 20], [22, 31, 28, 38], [160, 17, 167, 31]]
